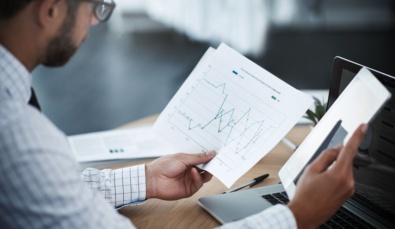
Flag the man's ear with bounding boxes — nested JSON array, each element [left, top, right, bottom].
[[36, 0, 67, 28]]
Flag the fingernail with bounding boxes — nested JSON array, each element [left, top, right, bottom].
[[361, 124, 368, 134], [206, 150, 216, 157]]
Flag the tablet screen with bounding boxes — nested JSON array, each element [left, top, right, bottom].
[[280, 68, 391, 203], [337, 68, 395, 223]]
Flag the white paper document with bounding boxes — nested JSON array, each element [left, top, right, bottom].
[[68, 126, 172, 162], [154, 44, 314, 187]]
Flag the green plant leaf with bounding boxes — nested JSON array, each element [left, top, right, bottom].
[[316, 104, 326, 118], [304, 109, 318, 125], [304, 96, 327, 126]]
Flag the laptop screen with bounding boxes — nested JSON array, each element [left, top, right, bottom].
[[327, 58, 395, 224]]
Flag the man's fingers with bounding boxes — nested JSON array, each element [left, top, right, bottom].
[[308, 148, 340, 173], [191, 167, 204, 189], [201, 171, 213, 183], [180, 150, 217, 166], [334, 124, 368, 170], [194, 167, 213, 183]]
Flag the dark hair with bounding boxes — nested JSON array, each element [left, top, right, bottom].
[[0, 0, 80, 21], [0, 0, 33, 20]]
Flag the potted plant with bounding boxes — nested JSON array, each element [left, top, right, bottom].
[[303, 96, 327, 126]]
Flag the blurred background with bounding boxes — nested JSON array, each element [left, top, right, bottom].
[[32, 0, 395, 135]]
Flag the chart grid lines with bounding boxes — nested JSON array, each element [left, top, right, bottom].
[[166, 66, 285, 170]]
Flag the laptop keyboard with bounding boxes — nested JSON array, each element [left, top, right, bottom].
[[262, 192, 289, 205], [261, 192, 375, 229]]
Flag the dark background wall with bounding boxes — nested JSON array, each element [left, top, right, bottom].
[[32, 1, 395, 135]]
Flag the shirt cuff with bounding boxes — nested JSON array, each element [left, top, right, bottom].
[[137, 164, 147, 201], [256, 204, 297, 229], [113, 164, 147, 209], [271, 204, 297, 228]]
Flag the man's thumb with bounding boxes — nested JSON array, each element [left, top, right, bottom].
[[183, 150, 217, 165]]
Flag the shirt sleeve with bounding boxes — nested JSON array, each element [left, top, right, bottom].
[[80, 165, 146, 208], [0, 105, 136, 229], [217, 204, 297, 229]]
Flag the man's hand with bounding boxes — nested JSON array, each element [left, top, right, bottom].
[[145, 151, 216, 200], [288, 124, 368, 229]]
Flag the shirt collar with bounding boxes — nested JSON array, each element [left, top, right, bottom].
[[0, 45, 32, 104]]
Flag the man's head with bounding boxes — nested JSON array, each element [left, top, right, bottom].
[[0, 0, 115, 70], [43, 0, 81, 67], [0, 1, 34, 21], [44, 0, 116, 66]]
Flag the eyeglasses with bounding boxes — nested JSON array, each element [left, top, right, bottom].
[[80, 0, 116, 22]]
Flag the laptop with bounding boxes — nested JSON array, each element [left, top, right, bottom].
[[198, 57, 395, 228]]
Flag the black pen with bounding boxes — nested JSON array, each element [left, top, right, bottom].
[[222, 174, 269, 194]]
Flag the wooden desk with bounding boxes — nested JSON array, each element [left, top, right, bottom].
[[116, 115, 311, 229]]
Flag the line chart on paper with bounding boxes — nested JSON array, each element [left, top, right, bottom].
[[155, 44, 314, 187], [165, 65, 286, 171]]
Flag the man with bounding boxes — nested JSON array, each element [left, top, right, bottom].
[[0, 0, 367, 228]]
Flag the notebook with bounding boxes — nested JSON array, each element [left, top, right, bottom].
[[198, 57, 395, 228]]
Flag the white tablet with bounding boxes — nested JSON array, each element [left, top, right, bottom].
[[279, 68, 391, 200]]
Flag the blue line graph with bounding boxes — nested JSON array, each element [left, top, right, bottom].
[[167, 66, 285, 170]]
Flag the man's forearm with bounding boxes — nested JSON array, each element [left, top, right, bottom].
[[80, 165, 146, 208]]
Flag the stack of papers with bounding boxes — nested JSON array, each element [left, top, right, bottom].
[[68, 125, 172, 169], [69, 43, 314, 186], [154, 43, 313, 187]]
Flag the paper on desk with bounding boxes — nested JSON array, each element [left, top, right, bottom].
[[68, 125, 172, 162], [154, 43, 314, 187]]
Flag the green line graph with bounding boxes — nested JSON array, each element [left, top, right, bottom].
[[167, 66, 284, 170]]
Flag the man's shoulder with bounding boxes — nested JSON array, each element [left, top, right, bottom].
[[0, 88, 46, 126], [0, 90, 28, 126], [0, 89, 70, 156]]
